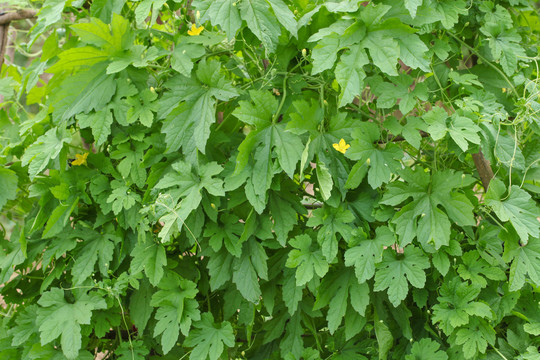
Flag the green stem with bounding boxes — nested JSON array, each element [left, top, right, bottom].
[[511, 310, 530, 322], [67, 143, 89, 152], [446, 31, 517, 95], [491, 345, 508, 360], [430, 64, 454, 110], [319, 83, 326, 132], [272, 74, 289, 124], [115, 295, 135, 360], [308, 317, 323, 353]]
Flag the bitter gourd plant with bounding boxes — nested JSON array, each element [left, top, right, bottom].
[[0, 0, 539, 359]]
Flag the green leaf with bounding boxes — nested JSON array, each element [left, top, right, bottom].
[[115, 340, 149, 360], [447, 115, 481, 152], [397, 34, 430, 72], [272, 125, 304, 178], [345, 161, 368, 189], [205, 214, 244, 256], [454, 318, 496, 359], [280, 312, 303, 359], [131, 241, 167, 286], [457, 250, 506, 288], [345, 226, 395, 283], [129, 278, 154, 334], [359, 3, 392, 27], [267, 0, 298, 37], [374, 246, 430, 307], [76, 108, 113, 145], [70, 15, 127, 52], [311, 33, 341, 74], [381, 169, 475, 249], [207, 248, 234, 290], [423, 106, 449, 141], [335, 46, 369, 107], [159, 60, 237, 153], [236, 121, 303, 213], [240, 0, 281, 53], [184, 313, 235, 360], [71, 232, 116, 285], [368, 74, 428, 116], [21, 128, 71, 180], [432, 277, 493, 335], [269, 192, 298, 246], [485, 179, 539, 245], [501, 227, 540, 291], [195, 0, 242, 39], [107, 45, 163, 74], [362, 31, 399, 76], [307, 205, 354, 261], [124, 89, 159, 127], [107, 180, 141, 215], [316, 160, 334, 201], [374, 309, 393, 360], [171, 43, 206, 76], [314, 268, 370, 334], [109, 142, 148, 187], [286, 234, 329, 286], [344, 309, 367, 341], [282, 268, 303, 315], [90, 0, 127, 23], [156, 160, 224, 238], [232, 240, 267, 303], [404, 0, 423, 18], [0, 168, 17, 211], [135, 0, 167, 25], [232, 90, 277, 130], [346, 122, 403, 189], [494, 133, 526, 171], [402, 117, 428, 149], [30, 0, 67, 43], [191, 93, 217, 153], [0, 77, 17, 99], [405, 338, 448, 360], [51, 63, 117, 121], [483, 28, 525, 76], [434, 0, 468, 29], [150, 273, 201, 354], [9, 305, 39, 346], [37, 288, 106, 359], [46, 46, 110, 74]]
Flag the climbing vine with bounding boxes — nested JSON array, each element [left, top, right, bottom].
[[1, 0, 539, 359]]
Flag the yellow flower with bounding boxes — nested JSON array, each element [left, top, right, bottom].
[[72, 152, 89, 166], [187, 23, 204, 36], [332, 139, 350, 154]]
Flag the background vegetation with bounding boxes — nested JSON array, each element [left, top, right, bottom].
[[1, 0, 540, 359]]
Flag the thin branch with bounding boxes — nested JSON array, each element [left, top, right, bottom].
[[378, 131, 430, 144], [0, 24, 8, 69], [0, 9, 37, 68], [0, 9, 37, 25]]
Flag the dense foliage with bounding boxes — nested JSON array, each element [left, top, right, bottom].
[[1, 0, 540, 359]]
